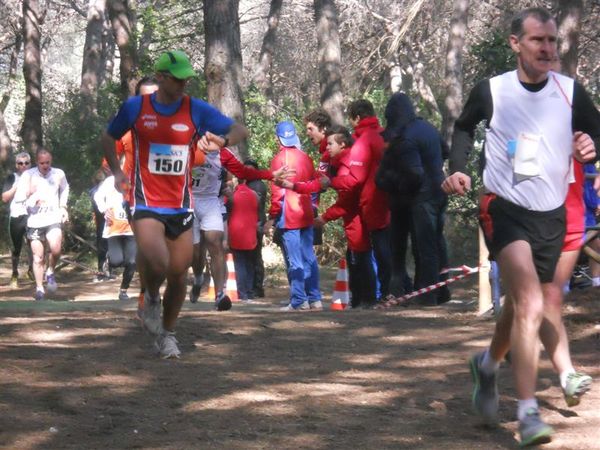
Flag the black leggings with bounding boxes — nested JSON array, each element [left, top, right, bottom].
[[8, 215, 30, 276], [107, 235, 137, 290]]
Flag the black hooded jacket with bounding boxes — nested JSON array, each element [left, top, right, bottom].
[[376, 93, 447, 206]]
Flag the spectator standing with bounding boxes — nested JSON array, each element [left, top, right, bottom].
[[335, 100, 391, 299], [268, 121, 322, 311], [244, 159, 267, 298], [228, 177, 259, 301], [378, 92, 450, 305]]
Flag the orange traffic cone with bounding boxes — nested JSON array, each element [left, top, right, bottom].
[[207, 276, 216, 299], [330, 258, 350, 310], [225, 253, 239, 302]]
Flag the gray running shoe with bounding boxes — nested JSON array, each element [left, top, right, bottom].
[[563, 372, 592, 407], [118, 290, 129, 302], [142, 295, 162, 335], [280, 301, 310, 311], [469, 352, 499, 425], [34, 290, 45, 301], [518, 408, 553, 447], [46, 273, 58, 294], [309, 300, 323, 310], [154, 331, 181, 359]]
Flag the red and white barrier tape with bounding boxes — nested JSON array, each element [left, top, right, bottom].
[[376, 265, 480, 309]]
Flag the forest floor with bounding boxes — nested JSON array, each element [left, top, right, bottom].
[[0, 254, 599, 450]]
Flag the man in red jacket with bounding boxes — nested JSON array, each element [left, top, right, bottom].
[[303, 108, 333, 246], [314, 126, 377, 307], [332, 100, 391, 300], [268, 121, 322, 311]]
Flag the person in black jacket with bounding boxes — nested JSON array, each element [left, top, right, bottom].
[[377, 92, 450, 305]]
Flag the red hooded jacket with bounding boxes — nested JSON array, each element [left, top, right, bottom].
[[269, 145, 317, 229], [322, 147, 370, 251], [330, 116, 390, 231]]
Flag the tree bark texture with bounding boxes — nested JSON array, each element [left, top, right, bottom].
[[108, 0, 137, 99], [21, 0, 44, 153], [80, 0, 107, 118], [204, 0, 246, 156], [0, 108, 12, 166], [253, 0, 282, 97], [314, 0, 344, 126], [441, 0, 469, 146], [557, 0, 582, 78]]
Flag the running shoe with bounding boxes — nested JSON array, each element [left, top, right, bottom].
[[215, 293, 232, 311], [34, 289, 45, 301], [118, 290, 130, 302], [518, 408, 553, 447], [280, 301, 310, 311], [309, 300, 323, 310], [154, 331, 181, 359], [10, 276, 18, 289], [190, 283, 202, 304], [469, 352, 499, 425], [46, 273, 58, 294], [563, 372, 592, 407], [142, 295, 162, 335]]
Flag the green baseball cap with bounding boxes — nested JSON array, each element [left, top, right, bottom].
[[154, 50, 196, 80]]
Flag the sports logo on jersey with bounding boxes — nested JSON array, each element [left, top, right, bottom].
[[171, 123, 190, 132], [142, 114, 158, 130]]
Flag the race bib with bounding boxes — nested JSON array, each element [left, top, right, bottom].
[[148, 143, 188, 176], [513, 132, 541, 180]]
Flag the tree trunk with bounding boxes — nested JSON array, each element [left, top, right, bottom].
[[21, 0, 44, 153], [80, 0, 107, 119], [0, 109, 12, 166], [253, 0, 282, 97], [557, 0, 583, 78], [108, 0, 137, 99], [314, 0, 344, 126], [441, 0, 469, 147], [1, 26, 22, 112], [204, 0, 246, 157]]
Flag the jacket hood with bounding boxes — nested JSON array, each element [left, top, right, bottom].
[[381, 93, 416, 142]]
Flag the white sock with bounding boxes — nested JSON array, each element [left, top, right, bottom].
[[480, 349, 500, 375], [46, 269, 54, 276], [37, 287, 45, 293], [517, 398, 538, 421], [560, 368, 576, 389], [593, 277, 600, 287]]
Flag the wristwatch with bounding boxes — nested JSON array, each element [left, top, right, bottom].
[[220, 135, 229, 147]]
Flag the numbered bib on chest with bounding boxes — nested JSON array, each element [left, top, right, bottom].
[[148, 143, 189, 176]]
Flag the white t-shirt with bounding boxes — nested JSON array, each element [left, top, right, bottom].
[[15, 166, 69, 228], [93, 176, 133, 238]]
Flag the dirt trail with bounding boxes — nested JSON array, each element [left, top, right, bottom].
[[1, 259, 599, 449]]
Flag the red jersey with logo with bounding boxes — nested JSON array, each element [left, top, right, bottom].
[[228, 184, 258, 250], [131, 95, 197, 210]]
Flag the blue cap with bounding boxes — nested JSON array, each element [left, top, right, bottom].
[[276, 121, 301, 149]]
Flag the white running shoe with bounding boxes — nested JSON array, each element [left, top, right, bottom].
[[155, 331, 181, 359], [142, 294, 162, 335]]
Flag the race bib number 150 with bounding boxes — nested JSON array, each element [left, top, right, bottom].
[[148, 143, 189, 175]]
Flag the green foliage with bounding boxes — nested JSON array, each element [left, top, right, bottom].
[[445, 126, 485, 266], [467, 30, 516, 86]]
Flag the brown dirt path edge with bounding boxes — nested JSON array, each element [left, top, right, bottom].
[[0, 263, 599, 449]]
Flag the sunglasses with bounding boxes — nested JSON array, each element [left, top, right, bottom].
[[17, 161, 31, 166]]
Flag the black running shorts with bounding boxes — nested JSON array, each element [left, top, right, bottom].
[[132, 210, 194, 240], [479, 193, 565, 283]]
